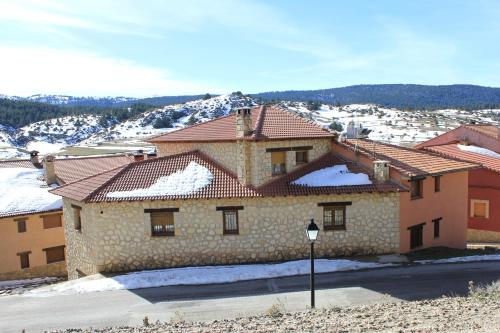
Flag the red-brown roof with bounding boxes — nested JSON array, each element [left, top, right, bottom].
[[148, 105, 335, 143], [341, 139, 479, 178], [53, 154, 134, 184], [259, 153, 405, 196], [51, 151, 259, 202], [422, 143, 500, 174], [463, 124, 499, 140], [51, 150, 404, 203], [416, 124, 499, 151], [0, 159, 37, 169]]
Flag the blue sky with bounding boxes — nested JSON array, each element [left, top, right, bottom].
[[0, 0, 499, 97]]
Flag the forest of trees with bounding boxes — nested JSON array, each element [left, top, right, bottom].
[[252, 84, 500, 110], [0, 98, 155, 128]]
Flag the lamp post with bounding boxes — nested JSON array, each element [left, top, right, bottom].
[[306, 218, 319, 308]]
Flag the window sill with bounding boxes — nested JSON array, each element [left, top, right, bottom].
[[271, 173, 286, 177], [410, 196, 423, 201], [223, 232, 239, 235], [151, 234, 175, 237], [324, 225, 346, 231], [47, 260, 65, 264]]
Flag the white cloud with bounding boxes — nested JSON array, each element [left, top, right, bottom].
[[0, 46, 219, 97]]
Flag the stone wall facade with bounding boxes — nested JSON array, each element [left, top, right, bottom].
[[467, 228, 500, 243], [155, 138, 332, 187], [155, 142, 239, 174], [250, 138, 332, 185], [63, 193, 400, 279]]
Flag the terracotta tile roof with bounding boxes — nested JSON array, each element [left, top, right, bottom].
[[53, 154, 134, 184], [148, 105, 335, 143], [51, 151, 259, 202], [51, 165, 128, 202], [259, 153, 406, 196], [0, 159, 36, 169], [341, 139, 479, 178], [416, 124, 499, 150], [463, 124, 499, 140], [52, 150, 404, 203], [423, 143, 500, 174]]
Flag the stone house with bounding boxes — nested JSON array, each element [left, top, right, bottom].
[[51, 106, 480, 279], [416, 124, 500, 242], [0, 153, 134, 280], [53, 106, 406, 279]]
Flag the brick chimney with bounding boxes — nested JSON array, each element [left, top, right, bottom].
[[133, 150, 145, 162], [373, 160, 390, 182], [44, 155, 57, 185], [235, 107, 252, 138]]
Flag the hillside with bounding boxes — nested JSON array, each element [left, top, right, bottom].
[[252, 84, 500, 110], [0, 91, 498, 159]]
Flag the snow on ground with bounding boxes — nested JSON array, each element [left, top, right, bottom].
[[106, 161, 213, 198], [0, 277, 60, 288], [292, 165, 372, 187], [457, 144, 500, 158], [0, 168, 62, 215], [26, 141, 64, 155], [282, 101, 499, 145], [27, 259, 391, 296], [416, 254, 500, 264]]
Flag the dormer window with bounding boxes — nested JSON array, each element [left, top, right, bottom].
[[271, 152, 286, 176]]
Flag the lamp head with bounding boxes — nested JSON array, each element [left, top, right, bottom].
[[306, 218, 319, 242]]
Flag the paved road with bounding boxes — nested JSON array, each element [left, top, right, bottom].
[[1, 261, 499, 333]]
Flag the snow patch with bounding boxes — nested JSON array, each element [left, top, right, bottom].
[[416, 254, 500, 264], [0, 168, 62, 216], [26, 141, 64, 155], [292, 165, 372, 187], [0, 277, 60, 288], [106, 161, 213, 198], [457, 144, 500, 158], [26, 259, 392, 296]]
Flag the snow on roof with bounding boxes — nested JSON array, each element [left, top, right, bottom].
[[106, 161, 213, 198], [291, 164, 372, 187], [457, 144, 500, 159], [0, 168, 62, 217]]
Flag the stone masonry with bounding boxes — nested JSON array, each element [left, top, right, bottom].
[[63, 193, 399, 279]]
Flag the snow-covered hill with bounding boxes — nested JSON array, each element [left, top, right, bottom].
[[281, 101, 499, 145], [0, 93, 498, 158], [81, 93, 256, 143]]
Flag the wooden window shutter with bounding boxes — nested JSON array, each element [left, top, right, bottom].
[[44, 246, 65, 264], [42, 213, 62, 229]]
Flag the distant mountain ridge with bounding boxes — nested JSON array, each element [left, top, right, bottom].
[[3, 84, 500, 110], [251, 84, 500, 110], [0, 94, 207, 107]]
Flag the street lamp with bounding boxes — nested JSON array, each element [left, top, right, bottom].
[[306, 218, 319, 308]]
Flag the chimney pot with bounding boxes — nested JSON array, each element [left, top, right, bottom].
[[133, 150, 145, 162]]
